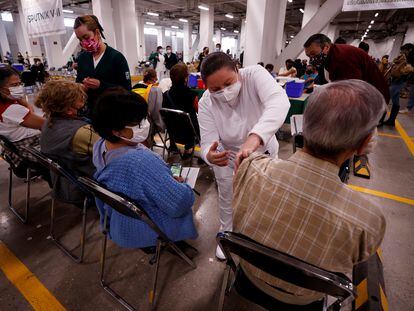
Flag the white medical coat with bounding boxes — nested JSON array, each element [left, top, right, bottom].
[[199, 65, 290, 164]]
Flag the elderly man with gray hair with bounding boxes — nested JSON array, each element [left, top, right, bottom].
[[232, 79, 386, 307]]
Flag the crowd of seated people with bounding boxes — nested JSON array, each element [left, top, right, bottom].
[[35, 80, 99, 205]]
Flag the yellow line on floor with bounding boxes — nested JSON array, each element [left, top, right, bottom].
[[0, 240, 66, 311], [378, 132, 414, 140], [395, 120, 414, 157], [348, 185, 414, 206]]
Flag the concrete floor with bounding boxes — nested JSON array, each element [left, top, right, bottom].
[[0, 106, 413, 311]]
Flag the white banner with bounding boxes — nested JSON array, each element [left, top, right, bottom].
[[343, 0, 414, 11], [21, 0, 66, 38]]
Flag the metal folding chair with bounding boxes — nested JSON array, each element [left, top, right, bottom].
[[148, 114, 169, 160], [78, 176, 197, 311], [217, 232, 356, 311], [160, 108, 200, 165], [24, 147, 91, 263], [0, 135, 46, 223]]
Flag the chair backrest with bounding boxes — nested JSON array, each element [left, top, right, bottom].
[[24, 146, 90, 195], [0, 135, 21, 159], [0, 135, 36, 170], [217, 232, 356, 301], [160, 108, 199, 146], [77, 176, 168, 240]]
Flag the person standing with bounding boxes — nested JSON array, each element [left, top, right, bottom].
[[197, 47, 209, 72], [304, 33, 390, 179], [17, 52, 24, 64], [164, 45, 179, 76], [149, 46, 167, 81], [74, 15, 131, 116], [198, 52, 290, 260]]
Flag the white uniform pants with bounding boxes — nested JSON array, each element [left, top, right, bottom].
[[156, 68, 167, 81], [213, 165, 234, 232]]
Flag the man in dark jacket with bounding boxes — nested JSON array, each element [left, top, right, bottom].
[[304, 34, 390, 180], [165, 45, 179, 75]]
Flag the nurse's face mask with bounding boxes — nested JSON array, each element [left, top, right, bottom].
[[119, 119, 151, 144], [208, 68, 241, 107]]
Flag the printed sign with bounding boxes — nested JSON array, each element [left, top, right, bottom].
[[343, 0, 414, 11], [21, 0, 66, 38]]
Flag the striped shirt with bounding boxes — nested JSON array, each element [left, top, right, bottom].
[[233, 151, 385, 301]]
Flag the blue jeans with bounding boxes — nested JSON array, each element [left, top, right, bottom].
[[390, 80, 406, 109]]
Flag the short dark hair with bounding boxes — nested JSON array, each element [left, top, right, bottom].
[[170, 63, 189, 86], [143, 68, 157, 83], [358, 42, 369, 53], [92, 87, 148, 143], [285, 59, 294, 66], [401, 43, 414, 51], [0, 65, 19, 88], [265, 63, 274, 71], [200, 52, 237, 82], [216, 43, 221, 47], [334, 37, 346, 44], [304, 34, 331, 48], [166, 45, 172, 49], [382, 55, 389, 60], [157, 46, 163, 51]]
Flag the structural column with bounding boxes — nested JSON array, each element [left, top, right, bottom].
[[0, 19, 10, 56], [171, 31, 178, 52], [389, 33, 405, 61], [274, 0, 342, 69], [157, 27, 166, 47], [214, 29, 222, 49], [43, 35, 65, 69], [244, 0, 287, 66], [15, 1, 42, 58], [302, 0, 321, 28], [183, 22, 193, 62], [136, 13, 146, 61], [112, 0, 138, 73], [239, 18, 247, 53], [198, 6, 214, 52], [92, 0, 116, 48], [403, 24, 414, 45]]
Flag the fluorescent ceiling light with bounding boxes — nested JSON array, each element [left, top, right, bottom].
[[366, 29, 370, 32], [220, 27, 226, 31], [286, 40, 289, 43], [234, 30, 239, 33], [225, 14, 234, 19], [299, 8, 304, 13], [368, 25, 372, 29], [62, 9, 74, 13], [147, 12, 159, 17], [146, 22, 155, 25], [288, 0, 293, 2], [64, 17, 75, 27], [290, 35, 294, 38], [370, 20, 374, 24], [172, 25, 179, 29], [179, 18, 188, 23], [198, 5, 209, 11], [375, 12, 379, 17], [1, 12, 13, 22]]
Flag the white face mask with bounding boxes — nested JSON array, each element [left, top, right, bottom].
[[159, 50, 164, 54], [167, 50, 172, 54], [210, 80, 241, 107], [121, 119, 151, 144], [9, 85, 25, 99]]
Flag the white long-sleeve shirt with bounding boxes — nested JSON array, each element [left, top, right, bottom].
[[199, 65, 290, 165]]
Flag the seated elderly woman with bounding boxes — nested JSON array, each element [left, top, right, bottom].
[[91, 87, 197, 248], [36, 80, 99, 205], [162, 63, 200, 157], [0, 66, 47, 176]]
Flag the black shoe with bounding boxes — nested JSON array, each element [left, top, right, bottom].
[[383, 120, 395, 127]]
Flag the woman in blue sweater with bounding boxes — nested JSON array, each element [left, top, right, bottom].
[[91, 87, 197, 248]]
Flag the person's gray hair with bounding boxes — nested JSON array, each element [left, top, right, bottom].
[[303, 79, 386, 158]]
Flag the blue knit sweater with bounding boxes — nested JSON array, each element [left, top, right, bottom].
[[93, 139, 197, 248]]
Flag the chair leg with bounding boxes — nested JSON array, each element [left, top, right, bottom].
[[149, 239, 163, 309], [49, 197, 88, 263], [218, 265, 231, 311], [7, 167, 30, 224], [166, 241, 196, 269], [100, 215, 135, 311]]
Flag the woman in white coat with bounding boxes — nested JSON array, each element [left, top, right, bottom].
[[198, 52, 290, 259]]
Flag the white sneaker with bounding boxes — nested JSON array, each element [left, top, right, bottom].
[[216, 245, 226, 261], [399, 108, 409, 114]]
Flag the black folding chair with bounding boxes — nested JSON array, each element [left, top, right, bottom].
[[78, 176, 196, 311], [24, 147, 91, 263], [148, 114, 169, 160], [0, 135, 47, 223], [160, 108, 200, 164], [216, 232, 356, 311]]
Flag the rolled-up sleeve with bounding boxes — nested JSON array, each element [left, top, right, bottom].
[[248, 66, 290, 145], [198, 93, 218, 165]]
